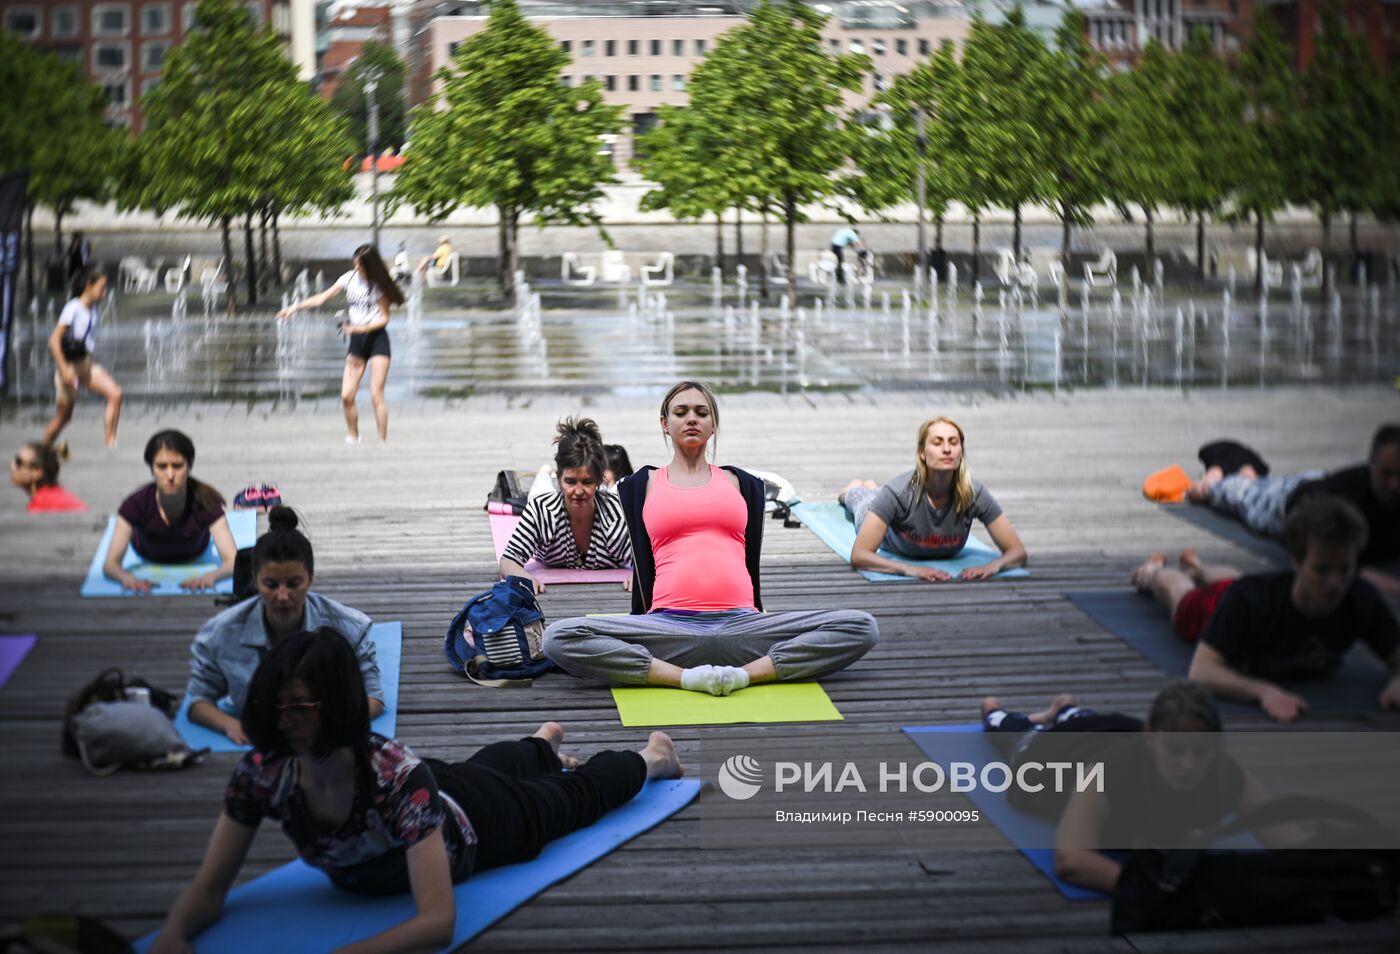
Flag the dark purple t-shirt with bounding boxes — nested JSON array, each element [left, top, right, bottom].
[[117, 482, 222, 563]]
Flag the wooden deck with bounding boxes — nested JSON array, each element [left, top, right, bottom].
[[2, 387, 1398, 951]]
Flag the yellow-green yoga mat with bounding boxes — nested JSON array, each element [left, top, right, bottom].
[[611, 682, 843, 727]]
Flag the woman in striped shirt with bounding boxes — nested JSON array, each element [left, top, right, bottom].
[[500, 417, 633, 593]]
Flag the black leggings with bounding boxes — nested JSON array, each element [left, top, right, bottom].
[[423, 738, 647, 874]]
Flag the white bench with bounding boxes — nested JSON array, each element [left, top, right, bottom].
[[120, 256, 158, 294], [600, 250, 631, 284], [641, 251, 674, 287], [425, 252, 460, 287], [562, 252, 596, 286], [1083, 249, 1117, 290], [1247, 248, 1283, 289]]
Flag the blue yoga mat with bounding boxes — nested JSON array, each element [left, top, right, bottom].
[[80, 510, 258, 597], [173, 622, 403, 752], [902, 724, 1108, 901], [1067, 589, 1393, 713], [1158, 504, 1290, 565], [792, 501, 1029, 582], [135, 778, 701, 953]]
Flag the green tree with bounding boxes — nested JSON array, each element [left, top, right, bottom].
[[1295, 3, 1387, 286], [686, 0, 867, 292], [127, 0, 351, 308], [1040, 11, 1109, 274], [392, 0, 623, 301], [1165, 27, 1245, 283], [0, 35, 123, 294], [328, 41, 407, 154], [958, 10, 1051, 267], [636, 105, 741, 272], [1232, 15, 1300, 294], [1104, 39, 1177, 262]]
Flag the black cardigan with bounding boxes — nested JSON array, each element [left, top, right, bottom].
[[618, 464, 766, 615]]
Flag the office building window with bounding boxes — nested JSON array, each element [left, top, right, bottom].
[[582, 39, 594, 56], [103, 78, 131, 106], [561, 74, 571, 86], [93, 4, 131, 35], [93, 42, 130, 69], [650, 39, 660, 55], [560, 39, 571, 53], [628, 74, 639, 91], [606, 39, 616, 56], [4, 6, 40, 37], [141, 2, 170, 33], [182, 2, 196, 30], [52, 6, 81, 37], [672, 38, 683, 55], [604, 74, 616, 91], [872, 38, 885, 55], [649, 74, 661, 91], [142, 41, 168, 69], [627, 39, 638, 55], [141, 76, 160, 97], [918, 38, 930, 55], [51, 45, 82, 62], [895, 38, 906, 55], [695, 38, 705, 55], [849, 39, 864, 54], [671, 74, 684, 91], [829, 38, 840, 52]]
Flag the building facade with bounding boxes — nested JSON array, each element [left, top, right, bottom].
[[1078, 0, 1255, 66], [1, 0, 306, 130], [1256, 0, 1400, 70], [319, 2, 393, 98]]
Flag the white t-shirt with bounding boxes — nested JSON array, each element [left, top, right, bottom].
[[333, 269, 385, 329], [58, 298, 99, 354]]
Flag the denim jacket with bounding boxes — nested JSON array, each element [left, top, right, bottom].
[[185, 593, 380, 712]]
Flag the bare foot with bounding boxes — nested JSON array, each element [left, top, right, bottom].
[[1185, 479, 1213, 503], [640, 731, 683, 780], [533, 721, 578, 769], [980, 696, 1002, 718], [1131, 554, 1166, 593], [1179, 548, 1203, 574], [839, 479, 866, 504], [1029, 693, 1077, 725]]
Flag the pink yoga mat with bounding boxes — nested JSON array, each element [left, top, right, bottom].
[[487, 512, 632, 585], [0, 635, 37, 689]]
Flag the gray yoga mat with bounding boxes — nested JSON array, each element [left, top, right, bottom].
[[1158, 504, 1291, 565]]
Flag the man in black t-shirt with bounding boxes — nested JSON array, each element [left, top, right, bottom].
[[1286, 423, 1400, 595], [1188, 495, 1400, 722]]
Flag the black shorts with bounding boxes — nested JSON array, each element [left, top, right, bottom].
[[347, 328, 391, 361]]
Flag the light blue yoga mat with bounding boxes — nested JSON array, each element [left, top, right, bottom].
[[80, 510, 258, 597], [174, 622, 402, 752], [902, 724, 1108, 901], [792, 502, 1029, 582], [135, 778, 701, 953]]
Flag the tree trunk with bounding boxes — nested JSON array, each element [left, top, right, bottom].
[[1012, 204, 1022, 264], [496, 208, 511, 303], [271, 207, 283, 282], [1321, 211, 1331, 297], [783, 192, 797, 295], [935, 214, 944, 251], [243, 212, 258, 306], [1060, 204, 1072, 274], [1195, 212, 1205, 285], [258, 204, 270, 293], [1145, 207, 1155, 262], [971, 216, 981, 286], [715, 211, 725, 277], [24, 206, 34, 303], [734, 207, 744, 273], [759, 208, 770, 300], [220, 216, 238, 312], [1349, 212, 1358, 259], [1254, 208, 1265, 297], [504, 206, 521, 307], [53, 206, 65, 259]]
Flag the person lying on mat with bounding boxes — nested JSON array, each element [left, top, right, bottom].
[[543, 380, 878, 696], [102, 430, 236, 593], [503, 417, 633, 594], [981, 680, 1289, 895], [150, 628, 682, 954], [1188, 424, 1399, 594], [839, 416, 1027, 581], [10, 439, 86, 512], [1133, 496, 1400, 723], [186, 506, 383, 745]]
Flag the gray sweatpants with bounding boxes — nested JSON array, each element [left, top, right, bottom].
[[542, 609, 879, 685], [1206, 470, 1324, 539]]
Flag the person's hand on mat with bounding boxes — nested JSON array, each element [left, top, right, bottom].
[[1379, 678, 1400, 712], [149, 935, 193, 954], [224, 722, 249, 746], [1259, 686, 1308, 722], [959, 563, 998, 581], [118, 571, 155, 594], [622, 575, 633, 592], [180, 572, 219, 592], [907, 565, 952, 582]]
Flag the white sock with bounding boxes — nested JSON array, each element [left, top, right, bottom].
[[717, 666, 750, 696], [679, 665, 723, 696]]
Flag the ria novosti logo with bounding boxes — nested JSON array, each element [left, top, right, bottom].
[[717, 754, 764, 800]]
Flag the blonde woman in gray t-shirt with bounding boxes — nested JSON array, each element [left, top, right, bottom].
[[840, 416, 1027, 581]]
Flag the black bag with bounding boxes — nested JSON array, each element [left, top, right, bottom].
[[214, 546, 256, 607], [485, 469, 527, 513], [59, 330, 88, 362], [1111, 796, 1399, 932]]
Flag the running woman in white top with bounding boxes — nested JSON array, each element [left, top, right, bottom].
[[44, 267, 123, 448], [277, 244, 405, 443]]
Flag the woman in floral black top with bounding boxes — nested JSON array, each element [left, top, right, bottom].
[[151, 627, 683, 954]]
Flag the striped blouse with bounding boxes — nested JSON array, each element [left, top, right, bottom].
[[502, 490, 633, 569]]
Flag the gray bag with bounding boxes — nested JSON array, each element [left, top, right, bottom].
[[70, 701, 204, 775]]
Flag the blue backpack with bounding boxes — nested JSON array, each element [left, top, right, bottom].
[[444, 577, 554, 687]]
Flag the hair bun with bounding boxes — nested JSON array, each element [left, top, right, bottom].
[[557, 415, 603, 445], [267, 505, 299, 531], [53, 440, 72, 463]]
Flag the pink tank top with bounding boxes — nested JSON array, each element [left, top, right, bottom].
[[644, 465, 754, 612]]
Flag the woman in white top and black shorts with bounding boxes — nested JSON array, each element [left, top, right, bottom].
[[44, 267, 123, 448], [277, 244, 405, 443]]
